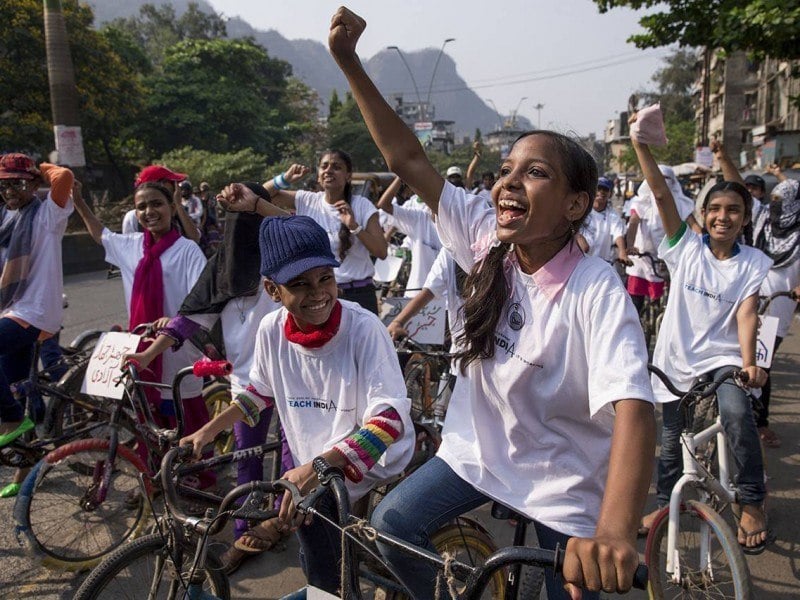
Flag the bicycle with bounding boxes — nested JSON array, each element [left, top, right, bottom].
[[629, 250, 670, 355], [645, 365, 754, 599], [14, 358, 284, 571], [395, 337, 454, 427]]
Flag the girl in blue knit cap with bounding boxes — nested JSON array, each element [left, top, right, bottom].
[[181, 215, 414, 596]]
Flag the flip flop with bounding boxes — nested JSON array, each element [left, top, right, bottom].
[[0, 482, 21, 498], [737, 524, 775, 555], [0, 417, 35, 447]]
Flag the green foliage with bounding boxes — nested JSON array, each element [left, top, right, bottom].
[[640, 49, 696, 122], [106, 1, 226, 67], [328, 89, 342, 118], [141, 38, 293, 161], [325, 92, 386, 171], [0, 0, 145, 166], [594, 0, 800, 60], [157, 146, 268, 192], [427, 144, 501, 183]]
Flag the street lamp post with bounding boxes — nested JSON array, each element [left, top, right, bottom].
[[424, 38, 455, 121], [485, 98, 504, 130], [387, 46, 424, 121], [510, 96, 528, 129], [532, 103, 544, 129]]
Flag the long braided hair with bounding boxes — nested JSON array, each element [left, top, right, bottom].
[[319, 149, 356, 261], [455, 131, 597, 372]]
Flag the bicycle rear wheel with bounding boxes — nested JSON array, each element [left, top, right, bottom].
[[645, 500, 752, 599], [203, 380, 234, 454], [74, 532, 230, 600], [403, 355, 438, 421], [15, 438, 152, 570]]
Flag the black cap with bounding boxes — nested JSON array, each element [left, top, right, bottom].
[[743, 175, 765, 190]]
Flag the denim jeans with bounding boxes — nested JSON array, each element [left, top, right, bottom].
[[295, 488, 344, 595], [0, 317, 41, 423], [656, 365, 765, 506], [370, 456, 599, 600]]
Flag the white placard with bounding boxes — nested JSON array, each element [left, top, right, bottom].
[[380, 297, 446, 345], [694, 146, 714, 169], [53, 125, 86, 167], [307, 587, 339, 600], [756, 315, 780, 368], [81, 332, 141, 399], [373, 255, 404, 283]]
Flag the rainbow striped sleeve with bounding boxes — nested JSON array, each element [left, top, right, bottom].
[[231, 385, 274, 427], [332, 408, 403, 483]]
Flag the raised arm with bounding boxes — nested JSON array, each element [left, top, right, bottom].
[[376, 175, 403, 215], [711, 140, 744, 185], [328, 8, 443, 213], [630, 114, 682, 239], [465, 142, 482, 188], [387, 289, 435, 340], [172, 187, 201, 243], [261, 164, 309, 210], [70, 180, 104, 244], [219, 183, 290, 218]]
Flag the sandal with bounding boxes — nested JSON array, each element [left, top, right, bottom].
[[0, 482, 21, 498], [734, 504, 775, 555], [758, 427, 781, 448], [222, 517, 285, 575]]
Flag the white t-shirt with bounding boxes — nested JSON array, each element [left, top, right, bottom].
[[1, 193, 73, 334], [389, 204, 442, 297], [626, 193, 695, 282], [248, 300, 415, 500], [423, 248, 464, 373], [121, 209, 140, 234], [652, 229, 773, 402], [294, 191, 378, 284], [188, 286, 281, 395], [435, 183, 654, 538], [759, 259, 800, 338], [580, 207, 626, 262], [102, 229, 207, 399]]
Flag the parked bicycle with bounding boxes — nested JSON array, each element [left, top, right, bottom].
[[629, 250, 670, 355], [395, 337, 454, 427], [646, 365, 754, 599], [14, 358, 284, 571]]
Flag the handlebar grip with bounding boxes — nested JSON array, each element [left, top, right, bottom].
[[192, 359, 233, 378], [737, 370, 749, 385], [632, 564, 649, 591]]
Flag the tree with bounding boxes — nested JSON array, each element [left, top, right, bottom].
[[141, 38, 293, 161], [639, 49, 696, 123], [157, 146, 268, 192], [328, 89, 342, 119], [593, 0, 800, 60], [0, 0, 145, 177], [107, 2, 227, 67]]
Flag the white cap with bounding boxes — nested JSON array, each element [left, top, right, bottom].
[[446, 166, 462, 177]]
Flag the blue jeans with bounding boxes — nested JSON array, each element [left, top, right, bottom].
[[0, 318, 41, 423], [371, 457, 599, 600], [295, 488, 343, 595], [657, 365, 765, 506]]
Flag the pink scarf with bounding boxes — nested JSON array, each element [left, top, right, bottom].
[[129, 228, 180, 422], [284, 301, 343, 348]]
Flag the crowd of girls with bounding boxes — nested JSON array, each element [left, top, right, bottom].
[[2, 7, 798, 599]]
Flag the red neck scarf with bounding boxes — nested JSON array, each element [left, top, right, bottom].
[[284, 301, 342, 348], [129, 228, 181, 411]]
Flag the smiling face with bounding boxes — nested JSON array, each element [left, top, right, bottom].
[[134, 186, 175, 239], [0, 178, 38, 210], [593, 187, 611, 211], [702, 190, 748, 246], [491, 134, 589, 252], [267, 266, 338, 331], [317, 152, 351, 197]]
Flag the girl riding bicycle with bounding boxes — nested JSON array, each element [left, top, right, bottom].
[[181, 215, 414, 596], [329, 8, 657, 599], [630, 109, 773, 554]]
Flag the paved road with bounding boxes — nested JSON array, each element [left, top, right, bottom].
[[0, 270, 798, 599]]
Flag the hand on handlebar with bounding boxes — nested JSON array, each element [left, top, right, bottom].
[[277, 462, 319, 532], [179, 427, 218, 460], [122, 351, 153, 372], [562, 535, 640, 597], [740, 366, 766, 388], [387, 320, 409, 341]]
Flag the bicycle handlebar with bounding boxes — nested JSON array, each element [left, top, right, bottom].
[[759, 290, 799, 314], [648, 364, 746, 402], [192, 359, 233, 378], [297, 457, 649, 597]]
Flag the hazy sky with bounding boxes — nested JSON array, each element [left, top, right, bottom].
[[205, 0, 676, 138]]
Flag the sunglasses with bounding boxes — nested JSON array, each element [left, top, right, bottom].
[[0, 179, 30, 193]]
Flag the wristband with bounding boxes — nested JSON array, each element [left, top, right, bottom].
[[349, 224, 364, 235], [272, 173, 290, 190]]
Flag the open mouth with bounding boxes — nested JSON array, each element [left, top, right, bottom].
[[303, 299, 330, 314], [497, 198, 527, 227]]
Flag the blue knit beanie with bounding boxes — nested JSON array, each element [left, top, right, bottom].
[[259, 216, 339, 284]]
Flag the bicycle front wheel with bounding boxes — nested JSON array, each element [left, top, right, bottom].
[[15, 438, 152, 570], [74, 533, 230, 600], [646, 500, 752, 599]]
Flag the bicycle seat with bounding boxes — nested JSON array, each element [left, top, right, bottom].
[[491, 501, 529, 523]]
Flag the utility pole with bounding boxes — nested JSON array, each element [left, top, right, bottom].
[[532, 103, 544, 129], [44, 0, 85, 175], [425, 38, 455, 122]]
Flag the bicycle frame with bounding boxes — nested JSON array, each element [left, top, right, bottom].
[[665, 416, 737, 579]]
